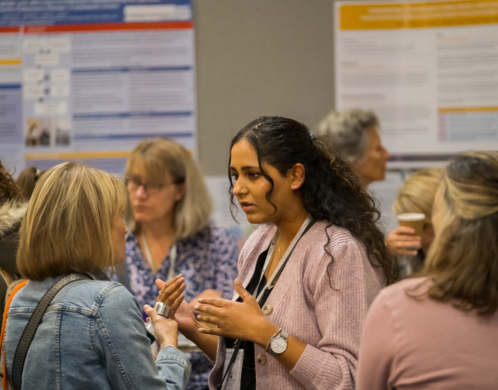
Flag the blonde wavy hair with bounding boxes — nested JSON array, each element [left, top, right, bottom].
[[394, 168, 443, 224], [416, 151, 498, 316], [17, 162, 126, 281], [124, 138, 212, 240]]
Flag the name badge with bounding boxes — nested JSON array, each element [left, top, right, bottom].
[[221, 348, 244, 390]]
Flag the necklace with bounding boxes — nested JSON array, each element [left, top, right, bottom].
[[266, 240, 284, 278], [141, 231, 177, 277]]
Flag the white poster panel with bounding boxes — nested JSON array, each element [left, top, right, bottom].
[[0, 0, 196, 175], [335, 0, 498, 168]]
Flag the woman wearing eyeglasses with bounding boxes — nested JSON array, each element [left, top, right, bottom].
[[116, 138, 239, 390]]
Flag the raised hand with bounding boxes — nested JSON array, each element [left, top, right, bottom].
[[155, 278, 198, 338], [194, 278, 276, 347], [155, 275, 186, 319]]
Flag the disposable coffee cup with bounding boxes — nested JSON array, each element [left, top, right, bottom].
[[397, 213, 425, 236]]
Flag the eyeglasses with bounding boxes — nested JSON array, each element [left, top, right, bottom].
[[126, 177, 178, 195]]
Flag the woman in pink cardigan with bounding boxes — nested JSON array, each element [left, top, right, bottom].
[[158, 116, 397, 389], [357, 150, 498, 389]]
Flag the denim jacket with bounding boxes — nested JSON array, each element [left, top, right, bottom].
[[3, 276, 191, 390]]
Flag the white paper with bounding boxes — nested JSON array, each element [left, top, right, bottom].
[[35, 52, 59, 67], [48, 37, 71, 52], [23, 39, 47, 52], [221, 349, 244, 390], [50, 84, 70, 98], [35, 101, 67, 116], [23, 84, 44, 100], [50, 68, 70, 83], [23, 68, 44, 83]]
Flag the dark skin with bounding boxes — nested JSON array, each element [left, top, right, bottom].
[[157, 139, 312, 370]]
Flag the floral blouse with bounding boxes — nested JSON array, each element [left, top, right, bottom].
[[117, 222, 239, 390]]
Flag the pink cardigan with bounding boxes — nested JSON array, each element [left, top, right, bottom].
[[208, 221, 384, 390]]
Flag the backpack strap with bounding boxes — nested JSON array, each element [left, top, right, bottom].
[[1, 280, 27, 390], [11, 273, 90, 390]]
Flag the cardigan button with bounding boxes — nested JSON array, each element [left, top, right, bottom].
[[262, 305, 273, 315], [256, 353, 267, 365]]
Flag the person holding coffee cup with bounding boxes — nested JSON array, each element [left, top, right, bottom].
[[387, 168, 443, 276]]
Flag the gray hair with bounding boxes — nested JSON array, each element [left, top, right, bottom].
[[317, 109, 379, 162]]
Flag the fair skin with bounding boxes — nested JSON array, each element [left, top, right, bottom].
[[386, 226, 421, 256], [157, 139, 312, 370], [386, 223, 434, 257], [111, 208, 128, 263], [354, 127, 390, 187], [354, 127, 423, 256], [110, 208, 181, 350], [128, 159, 222, 305]]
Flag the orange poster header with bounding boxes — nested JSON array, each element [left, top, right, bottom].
[[340, 0, 498, 30]]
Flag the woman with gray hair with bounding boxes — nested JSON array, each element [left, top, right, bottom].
[[318, 109, 420, 261], [317, 109, 390, 186]]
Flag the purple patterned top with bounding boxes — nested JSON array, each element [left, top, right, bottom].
[[122, 222, 239, 390]]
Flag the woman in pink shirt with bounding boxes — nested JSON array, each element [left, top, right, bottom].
[[158, 116, 398, 389], [357, 150, 498, 390]]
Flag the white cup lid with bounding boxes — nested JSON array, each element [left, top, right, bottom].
[[397, 213, 425, 221]]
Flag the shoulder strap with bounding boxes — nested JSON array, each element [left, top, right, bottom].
[[1, 280, 27, 390], [11, 273, 90, 390]]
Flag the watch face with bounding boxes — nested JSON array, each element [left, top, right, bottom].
[[271, 337, 287, 354]]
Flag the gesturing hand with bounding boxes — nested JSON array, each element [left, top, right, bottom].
[[194, 278, 274, 346], [155, 275, 186, 319], [155, 278, 198, 339]]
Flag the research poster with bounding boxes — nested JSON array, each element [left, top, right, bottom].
[[0, 0, 196, 174], [335, 0, 498, 166]]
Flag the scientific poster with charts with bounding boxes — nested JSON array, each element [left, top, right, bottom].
[[0, 0, 196, 175], [335, 0, 498, 168]]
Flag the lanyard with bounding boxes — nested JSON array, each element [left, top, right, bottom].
[[217, 215, 316, 390], [141, 231, 177, 279], [254, 215, 313, 303]]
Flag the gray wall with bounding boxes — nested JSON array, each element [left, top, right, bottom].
[[194, 0, 336, 175]]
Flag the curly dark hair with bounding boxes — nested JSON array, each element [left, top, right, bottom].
[[228, 116, 397, 285], [0, 159, 21, 204]]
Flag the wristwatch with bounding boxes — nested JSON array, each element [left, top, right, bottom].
[[267, 330, 289, 357]]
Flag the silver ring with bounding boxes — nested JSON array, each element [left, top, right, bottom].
[[153, 302, 172, 319]]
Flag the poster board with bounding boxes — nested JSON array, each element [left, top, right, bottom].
[[335, 0, 498, 168], [0, 0, 196, 175]]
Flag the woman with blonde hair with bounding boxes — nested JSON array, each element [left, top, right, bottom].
[[118, 138, 238, 390], [388, 168, 443, 277], [358, 150, 498, 389], [2, 162, 190, 390]]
